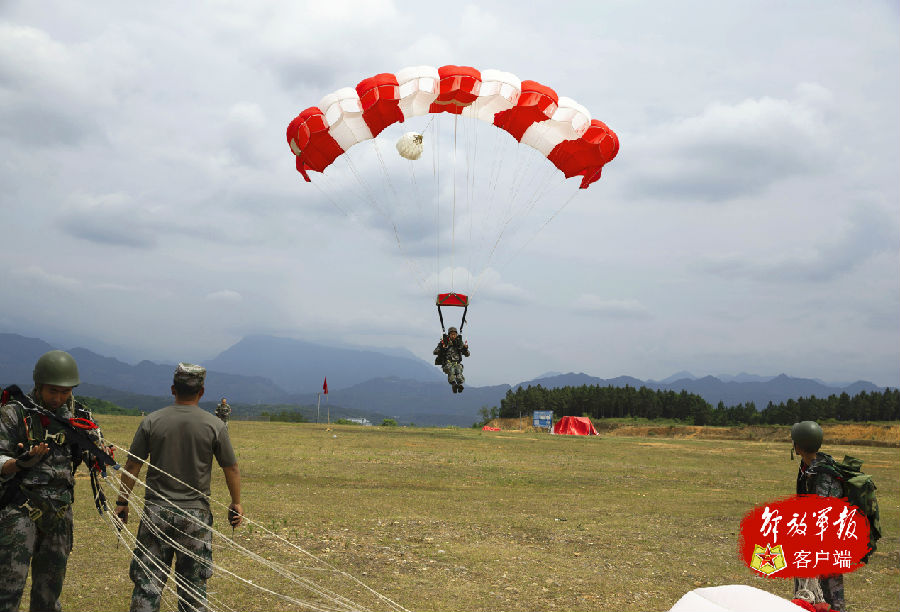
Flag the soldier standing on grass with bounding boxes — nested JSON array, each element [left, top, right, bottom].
[[215, 397, 231, 426], [791, 421, 846, 612], [0, 350, 103, 612], [115, 363, 244, 612]]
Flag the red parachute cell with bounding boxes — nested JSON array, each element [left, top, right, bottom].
[[493, 80, 558, 141], [287, 107, 344, 181], [356, 73, 404, 137], [548, 119, 621, 189], [429, 65, 481, 115]]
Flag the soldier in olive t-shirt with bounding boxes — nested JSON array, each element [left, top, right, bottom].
[[128, 404, 237, 509], [114, 363, 243, 612]]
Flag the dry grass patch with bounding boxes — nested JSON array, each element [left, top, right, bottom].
[[20, 417, 898, 612]]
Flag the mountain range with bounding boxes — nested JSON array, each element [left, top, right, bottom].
[[0, 332, 887, 427]]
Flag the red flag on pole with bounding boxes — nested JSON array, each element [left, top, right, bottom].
[[323, 378, 328, 395]]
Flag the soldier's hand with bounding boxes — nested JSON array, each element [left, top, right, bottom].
[[228, 503, 244, 528], [15, 442, 49, 469], [115, 504, 129, 524]]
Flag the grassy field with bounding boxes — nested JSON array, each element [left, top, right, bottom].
[[41, 417, 900, 611]]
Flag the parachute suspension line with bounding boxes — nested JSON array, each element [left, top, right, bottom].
[[103, 444, 411, 612], [311, 180, 350, 217], [102, 473, 332, 607], [101, 478, 356, 612], [341, 153, 429, 295], [465, 113, 478, 290], [474, 179, 581, 296], [99, 478, 236, 612], [345, 156, 403, 255], [432, 116, 441, 294], [371, 137, 399, 201], [451, 113, 459, 292]]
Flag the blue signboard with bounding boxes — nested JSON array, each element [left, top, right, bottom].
[[533, 410, 553, 429]]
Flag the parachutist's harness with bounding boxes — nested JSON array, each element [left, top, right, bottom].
[[0, 385, 118, 521]]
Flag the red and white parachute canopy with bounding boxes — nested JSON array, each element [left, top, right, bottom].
[[286, 65, 619, 189]]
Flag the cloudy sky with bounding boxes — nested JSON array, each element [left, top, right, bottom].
[[1, 1, 898, 389]]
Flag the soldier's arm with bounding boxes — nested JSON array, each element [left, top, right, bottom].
[[222, 464, 243, 527], [0, 404, 48, 477], [113, 458, 143, 523]]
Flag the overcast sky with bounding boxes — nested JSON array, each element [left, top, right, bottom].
[[1, 1, 898, 389]]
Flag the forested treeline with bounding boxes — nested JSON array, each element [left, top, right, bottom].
[[495, 385, 900, 425], [78, 396, 141, 416]]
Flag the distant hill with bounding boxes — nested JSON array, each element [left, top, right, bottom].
[[0, 332, 888, 427], [204, 334, 442, 393], [510, 371, 885, 411]]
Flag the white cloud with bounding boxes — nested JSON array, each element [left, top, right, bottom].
[[205, 290, 243, 303], [0, 1, 897, 388], [572, 295, 652, 319], [14, 265, 81, 290], [623, 85, 834, 202]]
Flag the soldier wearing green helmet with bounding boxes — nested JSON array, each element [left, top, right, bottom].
[[790, 421, 846, 611], [0, 350, 104, 612], [433, 327, 470, 393]]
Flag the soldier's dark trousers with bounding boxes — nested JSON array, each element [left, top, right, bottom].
[[129, 504, 214, 612], [0, 505, 73, 612]]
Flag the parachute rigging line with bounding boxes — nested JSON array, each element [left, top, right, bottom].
[[102, 441, 412, 612]]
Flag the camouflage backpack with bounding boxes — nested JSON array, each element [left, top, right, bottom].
[[814, 455, 882, 563]]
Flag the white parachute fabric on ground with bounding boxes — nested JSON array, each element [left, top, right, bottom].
[[668, 584, 802, 612]]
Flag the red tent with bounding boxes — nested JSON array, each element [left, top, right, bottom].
[[552, 416, 599, 436]]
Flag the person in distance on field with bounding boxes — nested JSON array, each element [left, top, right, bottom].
[[433, 326, 470, 394], [215, 397, 231, 426], [115, 362, 243, 612]]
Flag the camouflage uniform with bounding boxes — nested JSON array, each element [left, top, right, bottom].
[[434, 334, 470, 389], [214, 401, 230, 425], [0, 390, 98, 612], [130, 504, 213, 612], [794, 452, 846, 612]]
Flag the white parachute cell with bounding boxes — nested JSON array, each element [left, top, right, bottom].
[[521, 96, 592, 155], [397, 65, 440, 119], [462, 69, 521, 121], [668, 585, 804, 612], [319, 87, 373, 151], [396, 132, 424, 160]]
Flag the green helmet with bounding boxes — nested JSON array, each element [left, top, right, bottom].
[[32, 350, 81, 388], [791, 421, 823, 453]]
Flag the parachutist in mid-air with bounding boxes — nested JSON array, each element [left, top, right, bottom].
[[433, 327, 470, 393]]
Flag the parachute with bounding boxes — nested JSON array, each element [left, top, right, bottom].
[[286, 64, 619, 329], [287, 66, 619, 188]]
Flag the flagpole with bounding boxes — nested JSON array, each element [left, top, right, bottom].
[[316, 393, 320, 424]]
